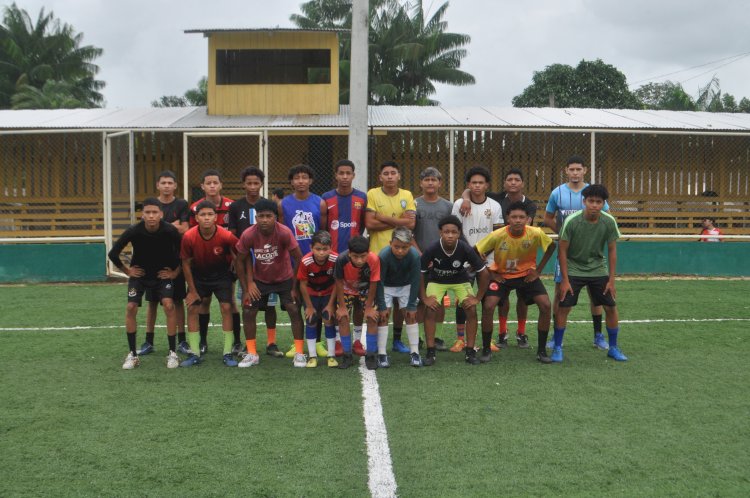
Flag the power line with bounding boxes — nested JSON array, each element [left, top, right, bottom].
[[679, 53, 750, 86], [629, 51, 750, 87]]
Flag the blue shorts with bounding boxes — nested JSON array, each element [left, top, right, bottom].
[[305, 294, 333, 325]]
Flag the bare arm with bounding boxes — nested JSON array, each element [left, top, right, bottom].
[[182, 258, 200, 305], [558, 240, 572, 300], [544, 212, 558, 233], [319, 199, 328, 233], [365, 210, 393, 231], [605, 240, 617, 298], [525, 242, 556, 282], [458, 188, 472, 216]]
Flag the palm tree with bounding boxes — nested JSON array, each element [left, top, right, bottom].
[[11, 79, 85, 109], [291, 0, 474, 105], [0, 3, 104, 109]]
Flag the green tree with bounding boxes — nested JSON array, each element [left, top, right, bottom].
[[738, 97, 750, 113], [0, 3, 104, 109], [152, 77, 207, 107], [633, 81, 695, 111], [291, 0, 474, 105], [512, 59, 640, 109], [11, 78, 84, 109], [721, 93, 738, 112]]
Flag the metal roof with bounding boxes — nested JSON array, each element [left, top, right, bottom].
[[184, 27, 349, 35], [2, 106, 750, 132]]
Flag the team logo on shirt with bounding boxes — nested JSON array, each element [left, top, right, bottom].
[[292, 210, 315, 240], [489, 281, 500, 291], [522, 240, 531, 249], [331, 220, 339, 230], [213, 247, 224, 256], [224, 201, 231, 207], [255, 244, 279, 263], [452, 260, 461, 268], [500, 242, 509, 251], [400, 200, 407, 209], [354, 201, 363, 209], [484, 209, 491, 218]]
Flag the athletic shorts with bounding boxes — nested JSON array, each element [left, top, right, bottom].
[[194, 273, 234, 303], [425, 281, 475, 305], [378, 285, 415, 312], [485, 277, 547, 305], [343, 293, 367, 311], [305, 294, 333, 325], [128, 277, 174, 306], [245, 280, 295, 310], [559, 276, 616, 308], [146, 273, 186, 302], [236, 282, 277, 311]]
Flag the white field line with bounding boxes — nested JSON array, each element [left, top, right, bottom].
[[358, 357, 398, 498], [2, 317, 750, 332]]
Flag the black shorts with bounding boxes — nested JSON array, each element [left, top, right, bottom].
[[485, 277, 547, 305], [194, 273, 234, 303], [245, 280, 295, 310], [559, 276, 616, 308], [344, 293, 367, 311], [127, 277, 174, 306], [146, 273, 186, 302]]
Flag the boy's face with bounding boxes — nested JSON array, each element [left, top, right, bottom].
[[335, 166, 354, 189], [243, 175, 262, 198], [142, 205, 163, 228], [157, 177, 176, 197], [196, 207, 217, 229], [291, 172, 313, 193], [379, 166, 400, 189], [440, 224, 460, 247], [702, 218, 713, 229], [256, 211, 276, 232], [420, 175, 440, 195], [565, 163, 586, 185], [349, 251, 369, 268], [312, 242, 332, 263], [583, 196, 605, 216], [201, 175, 222, 197], [507, 209, 528, 232], [504, 174, 523, 194], [389, 238, 411, 259], [467, 174, 488, 197]]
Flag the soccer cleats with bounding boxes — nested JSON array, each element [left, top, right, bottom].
[[166, 351, 179, 369], [593, 333, 609, 351], [223, 354, 238, 367], [449, 339, 465, 353], [550, 347, 563, 363], [285, 345, 296, 358], [327, 357, 339, 368], [306, 357, 318, 368], [231, 343, 243, 356], [176, 341, 192, 355], [353, 340, 366, 356], [315, 342, 328, 358], [517, 333, 530, 349], [122, 352, 140, 370], [537, 351, 552, 364], [423, 348, 436, 366], [180, 354, 202, 368], [199, 341, 208, 355], [238, 353, 260, 368], [434, 337, 448, 352], [392, 340, 409, 354], [377, 354, 391, 368], [410, 352, 422, 367], [266, 343, 284, 358], [490, 340, 501, 352], [479, 347, 492, 363], [464, 348, 480, 365], [137, 342, 153, 355], [334, 340, 344, 357], [293, 352, 307, 368], [364, 354, 378, 370], [607, 346, 628, 361], [338, 353, 354, 369], [497, 334, 509, 349]]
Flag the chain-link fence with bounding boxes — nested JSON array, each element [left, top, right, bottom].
[[1, 127, 748, 244]]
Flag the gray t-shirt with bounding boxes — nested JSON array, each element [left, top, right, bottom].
[[414, 196, 453, 251]]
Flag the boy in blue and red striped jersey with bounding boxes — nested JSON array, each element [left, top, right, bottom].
[[297, 230, 339, 368]]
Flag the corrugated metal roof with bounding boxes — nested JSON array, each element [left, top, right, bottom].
[[184, 27, 349, 34], [2, 105, 750, 132]]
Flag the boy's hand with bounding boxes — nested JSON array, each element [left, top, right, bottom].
[[336, 306, 350, 322], [524, 269, 539, 283], [604, 280, 616, 298], [461, 295, 478, 308], [364, 305, 379, 321], [126, 265, 144, 278], [458, 198, 471, 216], [404, 310, 417, 323], [186, 290, 201, 307], [422, 295, 439, 310], [243, 282, 261, 305], [304, 306, 317, 323], [157, 267, 178, 280], [559, 280, 573, 301]]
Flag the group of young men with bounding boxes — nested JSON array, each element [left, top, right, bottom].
[[108, 154, 628, 371]]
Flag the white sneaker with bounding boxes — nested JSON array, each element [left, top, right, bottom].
[[122, 352, 140, 370], [293, 352, 307, 368], [166, 351, 179, 369], [238, 353, 260, 368]]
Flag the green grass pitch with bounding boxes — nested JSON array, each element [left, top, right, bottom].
[[1, 280, 749, 497]]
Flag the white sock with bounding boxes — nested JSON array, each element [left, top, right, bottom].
[[306, 338, 317, 357], [377, 326, 389, 355], [326, 337, 336, 357], [406, 323, 420, 354], [353, 325, 362, 342], [335, 329, 341, 341]]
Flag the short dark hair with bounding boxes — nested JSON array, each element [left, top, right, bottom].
[[335, 159, 355, 172], [241, 166, 264, 183], [272, 188, 285, 199], [312, 230, 332, 247], [348, 235, 370, 253], [288, 164, 314, 181], [157, 170, 176, 182], [254, 199, 278, 215], [581, 184, 609, 201], [703, 216, 716, 224], [195, 200, 216, 213], [504, 168, 524, 182], [202, 169, 222, 182], [438, 214, 463, 232], [506, 201, 529, 216], [567, 155, 585, 167], [380, 160, 399, 172], [142, 197, 162, 209], [465, 166, 491, 184]]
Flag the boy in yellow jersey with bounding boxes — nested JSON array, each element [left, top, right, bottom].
[[475, 201, 557, 364], [365, 161, 416, 254]]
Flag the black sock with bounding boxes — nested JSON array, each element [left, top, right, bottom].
[[168, 335, 176, 352], [482, 329, 492, 349], [538, 330, 549, 354], [199, 314, 209, 342], [232, 312, 241, 344], [127, 332, 137, 355], [455, 305, 466, 325], [177, 331, 186, 343], [316, 321, 323, 342], [393, 327, 403, 341], [592, 314, 603, 335], [145, 332, 154, 346]]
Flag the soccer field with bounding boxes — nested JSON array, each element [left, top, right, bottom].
[[1, 280, 749, 497]]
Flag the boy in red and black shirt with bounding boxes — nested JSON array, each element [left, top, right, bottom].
[[180, 200, 239, 367]]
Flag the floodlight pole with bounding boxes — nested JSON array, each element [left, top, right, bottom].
[[349, 0, 370, 192]]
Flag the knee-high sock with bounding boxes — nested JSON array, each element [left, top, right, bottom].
[[406, 323, 419, 354], [377, 326, 389, 355]]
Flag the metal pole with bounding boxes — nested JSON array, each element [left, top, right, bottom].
[[128, 131, 136, 224], [590, 131, 596, 184], [349, 0, 370, 192], [103, 132, 113, 276], [182, 132, 189, 202], [449, 130, 456, 201]]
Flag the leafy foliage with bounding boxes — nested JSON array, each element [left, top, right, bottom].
[[633, 81, 695, 111], [291, 0, 474, 105], [151, 77, 207, 108], [0, 2, 104, 109]]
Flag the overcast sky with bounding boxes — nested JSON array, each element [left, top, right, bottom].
[[10, 0, 750, 108]]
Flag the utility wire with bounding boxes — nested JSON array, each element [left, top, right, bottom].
[[629, 51, 750, 86]]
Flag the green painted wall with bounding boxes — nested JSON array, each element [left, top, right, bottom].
[[0, 241, 747, 283], [0, 243, 106, 283]]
